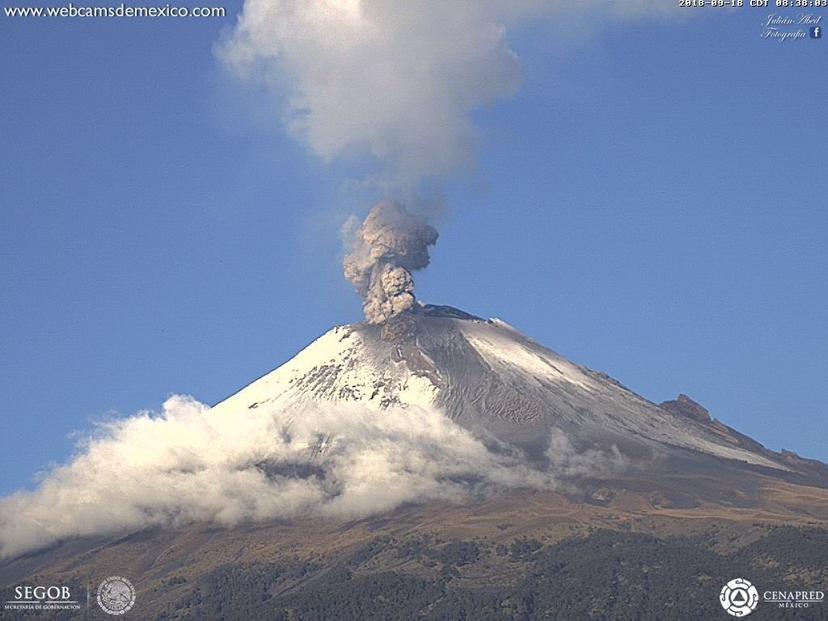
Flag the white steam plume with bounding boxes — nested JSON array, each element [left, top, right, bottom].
[[343, 201, 438, 323], [218, 0, 678, 186], [0, 396, 626, 559], [218, 1, 679, 309]]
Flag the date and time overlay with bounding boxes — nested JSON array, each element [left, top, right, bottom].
[[679, 0, 824, 41]]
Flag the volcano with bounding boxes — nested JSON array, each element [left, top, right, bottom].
[[217, 303, 826, 492], [2, 304, 827, 620]]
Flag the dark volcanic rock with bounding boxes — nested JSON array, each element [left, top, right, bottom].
[[660, 393, 713, 424]]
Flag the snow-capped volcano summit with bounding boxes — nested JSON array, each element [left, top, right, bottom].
[[3, 303, 828, 605], [215, 304, 797, 475]]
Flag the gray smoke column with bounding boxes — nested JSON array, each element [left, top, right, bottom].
[[344, 201, 438, 324]]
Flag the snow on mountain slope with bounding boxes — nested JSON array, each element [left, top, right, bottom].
[[215, 326, 438, 413], [215, 305, 786, 471]]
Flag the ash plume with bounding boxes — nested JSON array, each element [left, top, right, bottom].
[[343, 201, 438, 324]]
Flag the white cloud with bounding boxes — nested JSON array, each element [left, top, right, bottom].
[[217, 0, 677, 187], [0, 397, 536, 558], [0, 395, 629, 558]]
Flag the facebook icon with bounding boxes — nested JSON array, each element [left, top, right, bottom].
[[811, 26, 822, 39]]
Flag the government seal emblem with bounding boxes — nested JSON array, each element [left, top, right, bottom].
[[96, 576, 136, 615]]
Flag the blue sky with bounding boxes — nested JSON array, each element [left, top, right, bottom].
[[1, 4, 826, 494]]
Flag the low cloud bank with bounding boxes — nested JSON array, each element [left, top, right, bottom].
[[0, 396, 624, 558]]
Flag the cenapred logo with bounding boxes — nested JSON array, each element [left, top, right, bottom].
[[96, 576, 136, 615], [720, 578, 760, 617]]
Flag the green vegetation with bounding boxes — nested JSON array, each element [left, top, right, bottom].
[[163, 527, 828, 621]]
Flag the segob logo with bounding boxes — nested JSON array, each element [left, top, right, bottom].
[[720, 578, 759, 617], [3, 584, 80, 612], [96, 576, 136, 615]]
